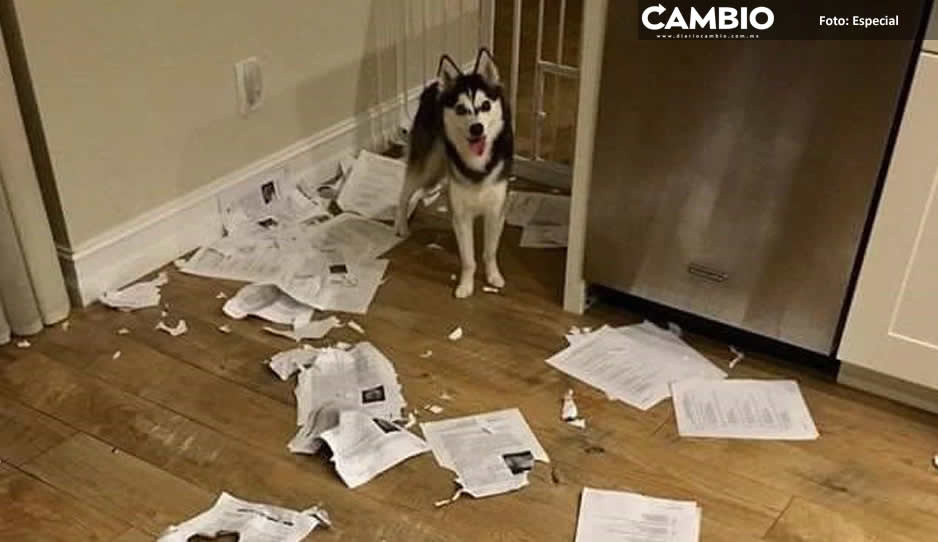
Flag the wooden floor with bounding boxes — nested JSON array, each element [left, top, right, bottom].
[[3, 205, 938, 541]]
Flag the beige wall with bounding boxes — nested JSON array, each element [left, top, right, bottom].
[[9, 0, 480, 247]]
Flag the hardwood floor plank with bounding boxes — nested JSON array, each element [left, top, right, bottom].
[[762, 496, 933, 542], [111, 528, 154, 542], [0, 395, 75, 466], [0, 464, 128, 541], [23, 433, 214, 535]]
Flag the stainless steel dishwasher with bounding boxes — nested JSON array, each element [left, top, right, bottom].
[[584, 2, 927, 354]]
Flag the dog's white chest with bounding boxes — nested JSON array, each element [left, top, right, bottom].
[[448, 165, 507, 217]]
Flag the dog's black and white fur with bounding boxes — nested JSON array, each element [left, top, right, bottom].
[[395, 49, 513, 298]]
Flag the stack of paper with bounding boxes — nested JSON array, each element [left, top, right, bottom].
[[100, 272, 168, 310], [158, 492, 330, 542], [506, 191, 570, 248], [288, 403, 429, 488], [574, 488, 701, 542], [175, 153, 402, 331], [546, 322, 726, 411], [671, 379, 819, 440], [421, 408, 549, 498]]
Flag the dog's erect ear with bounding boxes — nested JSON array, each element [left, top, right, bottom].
[[437, 54, 462, 89], [473, 48, 500, 86]]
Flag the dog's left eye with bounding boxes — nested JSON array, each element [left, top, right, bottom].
[[479, 100, 491, 112], [455, 104, 470, 115]]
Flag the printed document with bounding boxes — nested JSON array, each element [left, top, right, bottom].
[[421, 408, 549, 498], [671, 379, 819, 440], [289, 403, 428, 488], [157, 492, 329, 542], [575, 488, 700, 542], [336, 151, 406, 221]]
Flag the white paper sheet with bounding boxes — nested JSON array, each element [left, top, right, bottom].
[[336, 150, 406, 220], [671, 379, 819, 440], [307, 259, 389, 314], [157, 492, 328, 542], [421, 408, 549, 498], [575, 488, 701, 542], [293, 342, 406, 425], [99, 272, 168, 310], [180, 243, 287, 284], [520, 224, 569, 248], [223, 284, 315, 326], [301, 213, 401, 261], [289, 403, 429, 488], [506, 191, 570, 227], [546, 324, 726, 411]]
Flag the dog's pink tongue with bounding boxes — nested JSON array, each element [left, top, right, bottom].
[[469, 139, 486, 156]]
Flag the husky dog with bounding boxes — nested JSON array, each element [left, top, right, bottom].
[[395, 49, 513, 299]]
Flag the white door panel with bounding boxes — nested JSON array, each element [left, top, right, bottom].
[[839, 53, 938, 389]]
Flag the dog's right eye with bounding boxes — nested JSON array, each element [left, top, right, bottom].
[[454, 104, 470, 115]]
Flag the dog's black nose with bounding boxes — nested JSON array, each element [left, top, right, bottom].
[[469, 123, 484, 137]]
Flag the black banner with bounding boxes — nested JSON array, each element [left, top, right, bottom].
[[636, 0, 931, 40]]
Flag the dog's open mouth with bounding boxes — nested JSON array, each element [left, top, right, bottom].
[[467, 136, 486, 157]]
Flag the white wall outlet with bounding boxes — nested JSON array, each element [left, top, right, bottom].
[[234, 57, 263, 116]]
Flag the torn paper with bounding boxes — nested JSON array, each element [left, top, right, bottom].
[[157, 492, 328, 542], [506, 191, 570, 227], [155, 320, 188, 337], [293, 342, 406, 425], [448, 327, 463, 341], [347, 320, 365, 334], [427, 243, 444, 251], [546, 323, 726, 411], [289, 404, 429, 488], [116, 328, 131, 335], [267, 347, 321, 381], [224, 284, 314, 327], [560, 389, 586, 429], [421, 408, 549, 498], [263, 316, 341, 342], [15, 340, 30, 349], [519, 224, 568, 248], [100, 272, 168, 310], [336, 150, 406, 221], [420, 350, 433, 358], [482, 286, 500, 293], [112, 351, 122, 360], [424, 404, 444, 414], [217, 169, 286, 234], [728, 345, 745, 369], [671, 379, 819, 440], [217, 324, 232, 334], [574, 488, 701, 542]]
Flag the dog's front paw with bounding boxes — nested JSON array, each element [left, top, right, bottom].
[[454, 280, 474, 299], [486, 266, 506, 288]]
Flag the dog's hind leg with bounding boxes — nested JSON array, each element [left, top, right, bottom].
[[482, 182, 508, 288], [395, 168, 427, 238]]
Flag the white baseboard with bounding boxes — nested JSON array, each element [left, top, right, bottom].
[[58, 85, 424, 306]]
